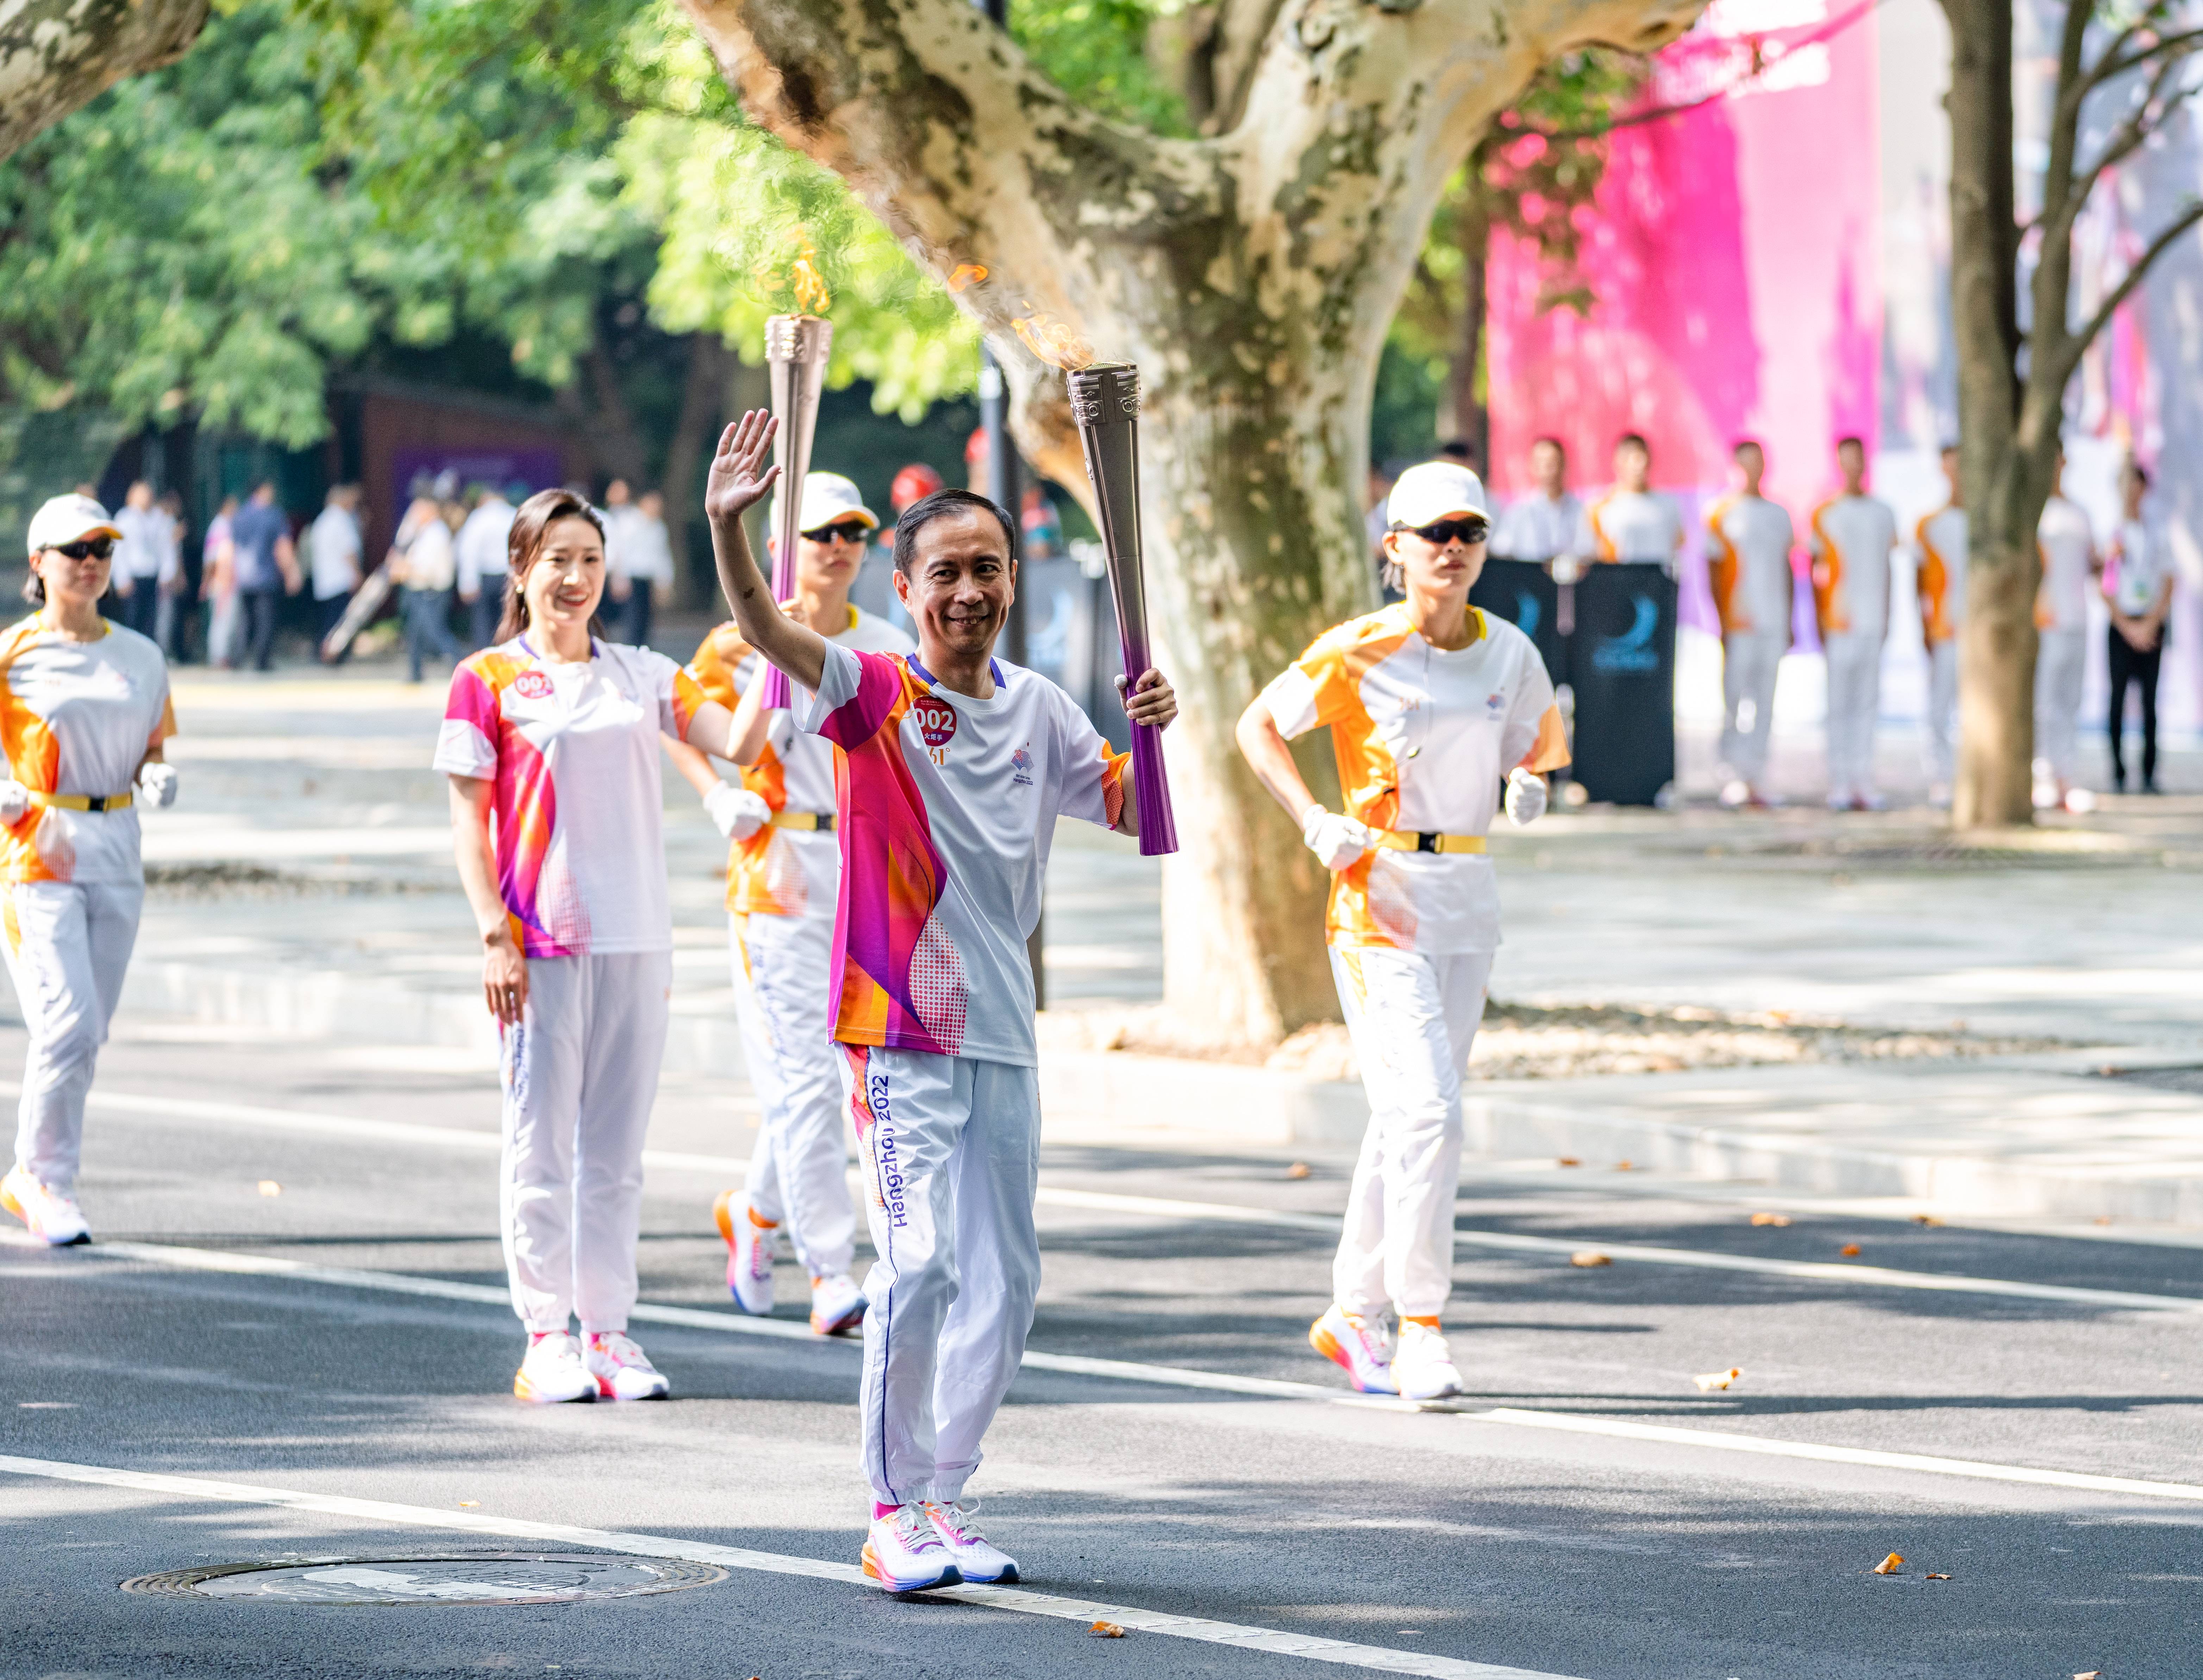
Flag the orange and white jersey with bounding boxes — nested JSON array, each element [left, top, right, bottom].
[[1579, 490, 1683, 566], [0, 614, 173, 884], [686, 605, 913, 919], [1807, 494, 1896, 638], [2036, 495, 2096, 633], [1704, 494, 1795, 637], [1915, 504, 1967, 644], [1261, 603, 1569, 956]]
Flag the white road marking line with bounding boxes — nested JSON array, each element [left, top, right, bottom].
[[48, 1238, 2203, 1504], [56, 1084, 2203, 1316], [0, 1454, 1577, 1680]]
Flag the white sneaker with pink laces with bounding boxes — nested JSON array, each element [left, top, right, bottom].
[[584, 1331, 670, 1401], [860, 1503, 963, 1594], [924, 1499, 1018, 1583]]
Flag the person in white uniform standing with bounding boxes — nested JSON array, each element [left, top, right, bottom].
[[1581, 433, 1684, 574], [1705, 440, 1795, 808], [1915, 446, 1967, 807], [0, 494, 179, 1247], [456, 484, 518, 652], [1808, 437, 1897, 810], [666, 470, 914, 1338], [2034, 454, 2097, 809], [439, 488, 750, 1408], [1237, 461, 1569, 1403], [701, 410, 1176, 1595], [1491, 437, 1585, 566]]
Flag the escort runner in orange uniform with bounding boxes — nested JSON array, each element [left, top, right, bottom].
[[1808, 437, 1897, 810], [1237, 461, 1568, 1403], [1705, 439, 1795, 808], [1915, 446, 1967, 806]]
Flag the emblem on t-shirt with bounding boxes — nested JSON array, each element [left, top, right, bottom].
[[514, 670, 552, 701], [912, 696, 957, 764], [1010, 744, 1034, 786], [1486, 691, 1506, 716]]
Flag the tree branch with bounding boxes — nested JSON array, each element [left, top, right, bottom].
[[0, 0, 209, 161], [2040, 198, 2203, 408]]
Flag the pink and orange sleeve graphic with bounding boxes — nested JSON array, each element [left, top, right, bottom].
[[1809, 502, 1848, 635], [448, 651, 570, 958], [820, 652, 962, 1055], [1705, 498, 1747, 632]]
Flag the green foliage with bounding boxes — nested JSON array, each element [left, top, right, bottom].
[[1009, 0, 1191, 135]]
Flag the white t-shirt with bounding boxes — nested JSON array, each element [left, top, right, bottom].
[[1261, 604, 1569, 955], [0, 616, 174, 884], [1808, 494, 1897, 639], [1704, 495, 1795, 638], [601, 506, 643, 581], [801, 645, 1127, 1066], [1581, 490, 1683, 571], [1492, 493, 1586, 563], [620, 513, 675, 587], [1915, 505, 1967, 644], [113, 505, 175, 584], [434, 637, 708, 957], [2037, 496, 2096, 634], [686, 607, 915, 919], [403, 518, 456, 594], [456, 499, 515, 597], [308, 506, 363, 601], [2107, 519, 2171, 618]]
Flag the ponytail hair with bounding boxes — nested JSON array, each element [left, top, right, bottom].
[[496, 489, 607, 644]]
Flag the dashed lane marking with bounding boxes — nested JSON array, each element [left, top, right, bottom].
[[35, 1238, 2203, 1506], [47, 1085, 2203, 1316], [0, 1454, 1578, 1680]]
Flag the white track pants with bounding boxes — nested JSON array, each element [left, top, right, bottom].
[[1823, 632, 1884, 803], [731, 910, 855, 1281], [840, 1045, 1041, 1506], [4, 879, 142, 1191], [499, 951, 672, 1335], [1331, 945, 1492, 1321], [2035, 628, 2085, 783], [1924, 638, 1960, 785], [1720, 632, 1786, 783]]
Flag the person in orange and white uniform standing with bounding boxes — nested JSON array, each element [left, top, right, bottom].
[[0, 495, 179, 1248], [1578, 433, 1684, 576], [2034, 453, 2097, 808], [666, 471, 913, 1339], [1915, 446, 1967, 807], [440, 489, 751, 1409], [1808, 437, 1898, 811], [1237, 462, 1569, 1404], [1704, 439, 1795, 808]]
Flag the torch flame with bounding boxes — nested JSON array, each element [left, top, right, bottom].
[[755, 231, 833, 316], [1012, 305, 1096, 371], [947, 263, 989, 293]]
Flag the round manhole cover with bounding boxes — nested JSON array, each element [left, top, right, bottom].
[[121, 1553, 725, 1605]]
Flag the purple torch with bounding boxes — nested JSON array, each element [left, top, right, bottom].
[[1066, 362, 1178, 856], [758, 313, 833, 711]]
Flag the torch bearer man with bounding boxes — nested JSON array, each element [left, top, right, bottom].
[[703, 411, 1176, 1594], [1235, 461, 1569, 1402]]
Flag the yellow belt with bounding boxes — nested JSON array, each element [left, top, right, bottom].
[[769, 810, 835, 833], [1368, 828, 1484, 855], [29, 789, 132, 813]]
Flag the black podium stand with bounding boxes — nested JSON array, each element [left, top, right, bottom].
[[1469, 558, 1565, 685], [1567, 564, 1677, 806]]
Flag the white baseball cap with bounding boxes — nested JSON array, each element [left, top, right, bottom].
[[26, 493, 123, 558], [796, 472, 877, 535], [1385, 462, 1490, 530]]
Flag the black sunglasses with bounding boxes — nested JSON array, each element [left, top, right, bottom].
[[51, 537, 114, 562], [1397, 516, 1489, 548], [803, 520, 871, 545]]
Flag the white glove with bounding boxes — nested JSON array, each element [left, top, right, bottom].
[[1504, 766, 1547, 827], [138, 762, 179, 809], [704, 781, 771, 840], [0, 781, 26, 823], [1300, 804, 1372, 872]]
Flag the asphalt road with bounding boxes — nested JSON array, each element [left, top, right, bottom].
[[6, 1019, 2202, 1680]]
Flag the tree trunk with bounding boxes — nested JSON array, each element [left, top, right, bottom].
[[0, 0, 208, 161], [1447, 200, 1491, 464], [681, 0, 1705, 1043], [659, 334, 733, 607]]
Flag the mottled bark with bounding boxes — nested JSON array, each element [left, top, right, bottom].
[[680, 0, 1702, 1041], [0, 0, 208, 161], [1445, 200, 1491, 461], [660, 334, 736, 605]]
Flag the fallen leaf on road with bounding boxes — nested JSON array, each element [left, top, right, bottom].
[[1090, 1622, 1126, 1638], [1613, 1159, 1634, 1171], [1556, 1156, 1581, 1167], [1839, 1244, 1861, 1257], [1750, 1212, 1791, 1227], [257, 1181, 281, 1197], [1926, 1572, 1951, 1580], [1872, 1553, 1904, 1575], [1570, 1251, 1611, 1267], [1911, 1215, 1945, 1227], [1285, 1162, 1311, 1180], [1694, 1368, 1741, 1391], [2075, 1671, 2101, 1678], [2093, 1216, 2114, 1226], [458, 1501, 479, 1509]]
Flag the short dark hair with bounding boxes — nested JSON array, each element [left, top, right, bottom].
[[497, 488, 607, 643], [891, 488, 1018, 576], [2126, 459, 2152, 488], [1438, 438, 1477, 465], [1835, 435, 1865, 454], [1532, 436, 1566, 456], [1616, 432, 1649, 454], [1732, 438, 1763, 458]]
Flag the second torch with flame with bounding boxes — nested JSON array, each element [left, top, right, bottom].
[[1067, 362, 1177, 857], [759, 312, 833, 711]]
